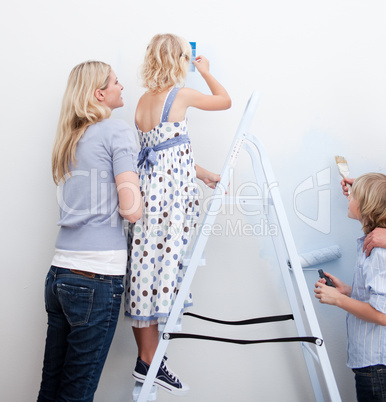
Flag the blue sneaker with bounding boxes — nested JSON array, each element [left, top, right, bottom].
[[133, 356, 190, 396]]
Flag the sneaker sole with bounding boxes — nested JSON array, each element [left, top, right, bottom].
[[133, 371, 190, 396]]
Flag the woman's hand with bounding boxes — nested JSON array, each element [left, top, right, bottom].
[[363, 228, 386, 256]]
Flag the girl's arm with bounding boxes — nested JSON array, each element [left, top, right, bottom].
[[115, 171, 143, 223], [182, 56, 231, 111], [196, 164, 220, 189]]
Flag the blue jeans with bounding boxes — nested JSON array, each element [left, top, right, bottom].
[[353, 365, 386, 401], [37, 266, 124, 402]]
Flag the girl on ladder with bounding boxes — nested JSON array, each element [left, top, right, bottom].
[[125, 33, 231, 396]]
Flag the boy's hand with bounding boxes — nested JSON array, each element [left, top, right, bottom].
[[341, 177, 355, 197], [314, 282, 343, 306], [315, 271, 351, 297]]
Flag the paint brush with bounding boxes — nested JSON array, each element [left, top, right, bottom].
[[335, 155, 351, 194]]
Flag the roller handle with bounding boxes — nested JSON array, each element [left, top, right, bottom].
[[318, 269, 335, 287]]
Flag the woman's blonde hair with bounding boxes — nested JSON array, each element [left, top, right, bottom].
[[52, 61, 112, 184], [141, 33, 192, 93], [351, 173, 386, 234]]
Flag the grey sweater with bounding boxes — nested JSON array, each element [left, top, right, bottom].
[[55, 119, 138, 252]]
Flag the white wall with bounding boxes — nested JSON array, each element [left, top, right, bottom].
[[2, 1, 386, 401]]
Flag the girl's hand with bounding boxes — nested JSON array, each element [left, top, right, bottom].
[[196, 164, 220, 189], [183, 56, 231, 111], [202, 172, 221, 189], [193, 55, 210, 76]]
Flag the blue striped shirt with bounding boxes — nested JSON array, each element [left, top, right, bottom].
[[346, 236, 386, 368]]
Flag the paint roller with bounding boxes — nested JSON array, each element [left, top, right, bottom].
[[299, 245, 341, 268], [287, 245, 342, 269]]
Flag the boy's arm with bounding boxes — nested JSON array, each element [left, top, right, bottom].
[[336, 294, 386, 325], [315, 282, 386, 326]]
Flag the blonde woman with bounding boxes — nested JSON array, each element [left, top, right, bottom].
[[38, 61, 142, 401], [125, 33, 231, 396], [315, 173, 386, 401]]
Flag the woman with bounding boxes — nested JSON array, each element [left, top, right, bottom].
[[38, 61, 142, 402]]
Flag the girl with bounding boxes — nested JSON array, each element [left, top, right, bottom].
[[38, 61, 142, 401], [125, 33, 231, 396], [315, 173, 386, 402]]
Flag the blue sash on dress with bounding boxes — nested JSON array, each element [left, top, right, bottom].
[[137, 87, 190, 173], [138, 135, 190, 173]]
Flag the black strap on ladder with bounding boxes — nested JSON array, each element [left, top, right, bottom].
[[184, 311, 294, 325], [162, 312, 323, 346], [164, 333, 322, 346]]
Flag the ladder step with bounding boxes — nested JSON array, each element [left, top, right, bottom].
[[132, 382, 158, 401], [158, 318, 182, 333], [220, 196, 273, 206], [182, 251, 206, 267]]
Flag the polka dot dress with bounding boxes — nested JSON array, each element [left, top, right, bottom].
[[125, 88, 199, 326]]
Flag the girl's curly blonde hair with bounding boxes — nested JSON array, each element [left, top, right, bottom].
[[141, 33, 192, 93], [351, 173, 386, 234]]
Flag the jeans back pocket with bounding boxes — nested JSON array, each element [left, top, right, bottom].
[[57, 283, 94, 326]]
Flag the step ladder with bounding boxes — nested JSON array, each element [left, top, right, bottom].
[[133, 91, 341, 402]]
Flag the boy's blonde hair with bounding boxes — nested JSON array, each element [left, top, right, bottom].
[[141, 33, 192, 93], [351, 173, 386, 234], [52, 61, 112, 184]]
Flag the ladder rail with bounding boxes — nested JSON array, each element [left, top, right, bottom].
[[244, 139, 325, 401], [244, 134, 341, 401]]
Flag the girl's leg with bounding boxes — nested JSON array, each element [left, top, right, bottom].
[[131, 322, 190, 396], [132, 324, 159, 364]]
